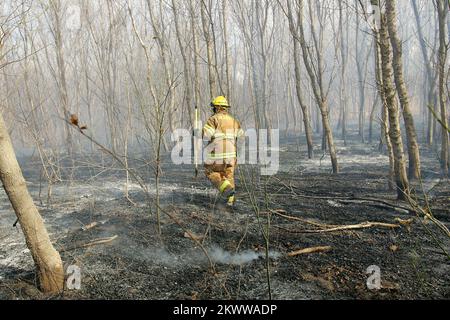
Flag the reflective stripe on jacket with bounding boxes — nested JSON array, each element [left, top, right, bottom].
[[202, 111, 243, 162]]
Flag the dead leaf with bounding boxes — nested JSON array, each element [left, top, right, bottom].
[[381, 280, 400, 290], [395, 217, 414, 231], [81, 221, 98, 231], [70, 114, 79, 126], [302, 272, 335, 292], [389, 244, 398, 252], [184, 231, 204, 241]]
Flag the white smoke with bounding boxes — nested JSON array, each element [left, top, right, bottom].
[[135, 243, 281, 267], [208, 246, 281, 265]]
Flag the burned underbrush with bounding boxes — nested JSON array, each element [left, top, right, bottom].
[[1, 136, 449, 300]]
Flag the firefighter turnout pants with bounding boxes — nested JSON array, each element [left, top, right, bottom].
[[204, 159, 236, 196]]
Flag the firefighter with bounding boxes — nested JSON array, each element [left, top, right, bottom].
[[203, 96, 244, 207]]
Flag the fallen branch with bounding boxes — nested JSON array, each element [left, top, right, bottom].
[[184, 230, 205, 241], [394, 217, 414, 231], [288, 246, 332, 257], [270, 209, 336, 228], [336, 199, 410, 214], [299, 222, 400, 233], [61, 235, 118, 252], [81, 222, 99, 231], [268, 181, 414, 214]]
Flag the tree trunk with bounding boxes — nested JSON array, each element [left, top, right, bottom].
[[189, 0, 201, 112], [368, 94, 379, 145], [49, 0, 73, 157], [148, 0, 176, 133], [285, 0, 314, 159], [412, 0, 437, 146], [436, 0, 449, 175], [201, 1, 217, 98], [374, 28, 395, 189], [379, 15, 410, 200], [355, 6, 366, 142], [172, 0, 193, 127], [297, 0, 338, 173], [222, 0, 231, 99], [386, 0, 421, 179], [339, 0, 348, 146], [294, 47, 314, 159], [0, 113, 64, 293]]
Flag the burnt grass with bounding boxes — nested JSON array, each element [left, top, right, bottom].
[[0, 132, 449, 300]]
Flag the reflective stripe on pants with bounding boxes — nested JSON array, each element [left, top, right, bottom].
[[204, 160, 236, 194]]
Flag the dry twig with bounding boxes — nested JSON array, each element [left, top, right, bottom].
[[299, 222, 399, 233], [270, 209, 336, 228], [61, 235, 118, 252], [288, 246, 332, 257]]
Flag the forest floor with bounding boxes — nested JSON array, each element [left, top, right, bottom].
[[0, 131, 449, 300]]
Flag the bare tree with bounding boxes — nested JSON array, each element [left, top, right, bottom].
[[201, 0, 218, 98], [435, 0, 449, 175], [46, 0, 73, 157], [386, 0, 421, 179], [0, 111, 64, 293], [411, 0, 438, 146], [373, 18, 395, 189], [337, 0, 351, 145], [222, 0, 231, 98], [377, 2, 410, 199], [147, 0, 177, 133], [172, 0, 194, 127], [189, 0, 202, 114], [355, 2, 367, 142], [1, 24, 63, 290], [296, 0, 338, 173], [283, 0, 314, 158]]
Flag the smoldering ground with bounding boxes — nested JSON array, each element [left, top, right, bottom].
[[0, 133, 449, 300]]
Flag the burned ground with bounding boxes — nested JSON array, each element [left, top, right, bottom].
[[0, 133, 449, 300]]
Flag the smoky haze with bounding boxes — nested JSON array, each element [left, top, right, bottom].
[[0, 0, 440, 157]]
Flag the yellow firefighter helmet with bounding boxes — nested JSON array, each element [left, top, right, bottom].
[[211, 96, 230, 108]]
